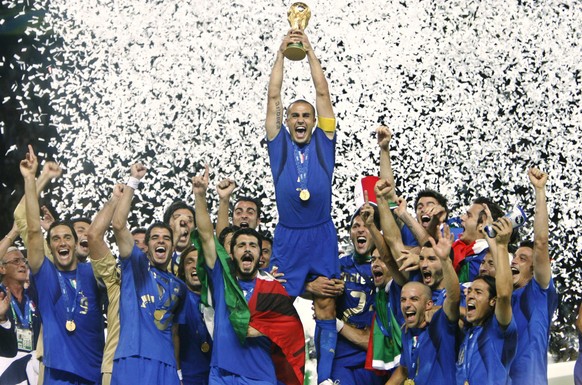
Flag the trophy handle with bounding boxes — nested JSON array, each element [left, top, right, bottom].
[[284, 42, 306, 61]]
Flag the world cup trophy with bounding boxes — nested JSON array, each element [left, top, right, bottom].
[[283, 2, 311, 61]]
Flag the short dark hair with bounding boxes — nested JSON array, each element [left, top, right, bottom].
[[177, 244, 199, 282], [218, 225, 240, 247], [287, 99, 316, 117], [414, 190, 449, 219], [163, 201, 196, 227], [259, 230, 273, 245], [230, 228, 263, 255], [474, 275, 497, 300], [349, 204, 380, 230], [131, 227, 147, 236], [233, 196, 262, 219], [145, 222, 174, 245], [518, 240, 534, 250], [46, 221, 79, 244], [473, 197, 503, 225], [70, 217, 92, 226]]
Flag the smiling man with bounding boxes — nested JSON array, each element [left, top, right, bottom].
[[265, 29, 338, 385], [21, 145, 104, 385], [111, 163, 186, 385]]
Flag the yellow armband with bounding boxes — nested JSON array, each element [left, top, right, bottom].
[[318, 116, 336, 133]]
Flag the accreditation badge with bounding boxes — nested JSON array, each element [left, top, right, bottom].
[[16, 326, 33, 352]]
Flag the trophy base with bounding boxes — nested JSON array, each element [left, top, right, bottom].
[[284, 43, 306, 61]]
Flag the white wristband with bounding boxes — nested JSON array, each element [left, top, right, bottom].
[[0, 318, 11, 329], [336, 319, 345, 333], [126, 177, 140, 190], [177, 369, 183, 381]]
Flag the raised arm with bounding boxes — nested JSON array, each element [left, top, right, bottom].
[[0, 222, 20, 258], [112, 163, 147, 258], [87, 184, 123, 261], [377, 126, 397, 202], [192, 165, 217, 269], [430, 224, 459, 322], [393, 196, 430, 247], [265, 32, 296, 140], [300, 31, 335, 140], [215, 178, 236, 239], [528, 168, 551, 288], [485, 212, 513, 328], [20, 145, 43, 274]]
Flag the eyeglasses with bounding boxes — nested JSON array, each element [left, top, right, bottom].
[[2, 257, 28, 266]]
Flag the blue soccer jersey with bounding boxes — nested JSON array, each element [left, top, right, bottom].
[[456, 316, 518, 385], [509, 277, 558, 385], [400, 309, 457, 385], [207, 261, 275, 383], [179, 290, 212, 385], [113, 245, 186, 383], [33, 258, 104, 383]]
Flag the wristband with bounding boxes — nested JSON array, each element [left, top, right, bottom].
[[336, 319, 345, 332], [126, 177, 140, 190], [177, 369, 183, 381], [0, 318, 11, 329]]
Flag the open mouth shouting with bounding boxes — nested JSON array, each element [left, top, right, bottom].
[[372, 267, 385, 286], [240, 252, 254, 271], [295, 125, 307, 140], [420, 215, 431, 228], [239, 222, 249, 229], [404, 308, 417, 325], [154, 246, 167, 260], [422, 269, 433, 286], [466, 301, 477, 319], [79, 239, 89, 248]]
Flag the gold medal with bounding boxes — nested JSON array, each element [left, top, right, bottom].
[[154, 310, 165, 321], [404, 380, 415, 385], [201, 342, 210, 353], [299, 189, 310, 201], [65, 320, 76, 332], [464, 382, 469, 385]]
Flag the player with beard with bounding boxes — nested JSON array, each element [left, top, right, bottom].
[[163, 200, 196, 276], [387, 224, 459, 385], [456, 211, 517, 385], [215, 176, 263, 238], [266, 29, 338, 385], [71, 218, 91, 263], [193, 166, 304, 385], [177, 244, 212, 385], [21, 145, 104, 384], [111, 163, 186, 385], [506, 168, 558, 385]]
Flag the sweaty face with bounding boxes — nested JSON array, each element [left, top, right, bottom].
[[183, 250, 201, 292], [350, 215, 375, 257], [400, 283, 432, 329], [169, 209, 194, 251], [260, 241, 272, 269], [419, 247, 444, 290], [465, 278, 495, 326], [147, 227, 173, 270], [133, 233, 148, 253], [511, 247, 533, 289], [286, 102, 316, 145], [460, 204, 485, 243], [73, 221, 90, 261], [415, 197, 439, 229], [233, 234, 261, 280], [371, 252, 391, 288], [0, 250, 28, 283], [49, 225, 77, 271], [479, 251, 496, 277], [233, 201, 259, 229]]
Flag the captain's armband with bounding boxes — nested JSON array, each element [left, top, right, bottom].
[[318, 116, 336, 133]]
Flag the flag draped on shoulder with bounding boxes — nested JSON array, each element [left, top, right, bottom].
[[249, 273, 305, 385], [195, 231, 250, 344], [365, 285, 402, 373]]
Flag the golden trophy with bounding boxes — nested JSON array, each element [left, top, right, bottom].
[[284, 2, 311, 61]]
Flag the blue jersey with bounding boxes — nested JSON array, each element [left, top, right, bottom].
[[268, 126, 335, 228], [207, 261, 275, 382], [179, 290, 212, 385], [510, 277, 558, 385], [575, 334, 582, 385], [400, 309, 457, 385], [456, 316, 518, 385], [33, 258, 104, 383], [114, 245, 186, 367], [334, 255, 375, 364]]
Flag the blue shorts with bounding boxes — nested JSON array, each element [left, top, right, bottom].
[[209, 367, 276, 385], [44, 367, 100, 385], [111, 356, 179, 385], [331, 362, 387, 385], [271, 220, 339, 297]]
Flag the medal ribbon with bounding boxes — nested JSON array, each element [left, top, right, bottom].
[[195, 300, 210, 350], [148, 267, 174, 319], [408, 330, 424, 381], [292, 142, 310, 193], [460, 328, 478, 383], [1, 285, 32, 328], [56, 269, 81, 325]]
